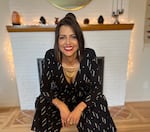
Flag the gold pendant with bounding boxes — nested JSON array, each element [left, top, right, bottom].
[[65, 70, 75, 78]]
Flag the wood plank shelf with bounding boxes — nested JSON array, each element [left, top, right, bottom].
[[6, 24, 134, 32]]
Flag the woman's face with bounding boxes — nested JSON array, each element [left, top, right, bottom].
[[58, 25, 79, 59]]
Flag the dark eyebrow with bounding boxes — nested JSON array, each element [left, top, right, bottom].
[[59, 34, 76, 36]]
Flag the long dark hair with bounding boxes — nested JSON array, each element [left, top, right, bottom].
[[54, 13, 85, 62]]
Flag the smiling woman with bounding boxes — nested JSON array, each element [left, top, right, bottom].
[[47, 0, 92, 11]]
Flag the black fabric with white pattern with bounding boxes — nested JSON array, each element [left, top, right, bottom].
[[31, 48, 116, 132]]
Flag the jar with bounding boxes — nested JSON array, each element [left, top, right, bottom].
[[12, 11, 21, 25], [98, 15, 104, 24], [83, 18, 90, 24]]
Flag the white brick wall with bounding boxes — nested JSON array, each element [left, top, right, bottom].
[[9, 30, 131, 110]]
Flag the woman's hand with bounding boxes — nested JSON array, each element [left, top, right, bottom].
[[67, 106, 83, 126], [67, 102, 87, 126], [59, 102, 71, 127], [52, 98, 71, 127]]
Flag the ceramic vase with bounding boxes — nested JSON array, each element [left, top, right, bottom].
[[83, 18, 90, 24], [98, 15, 104, 24], [12, 11, 21, 25]]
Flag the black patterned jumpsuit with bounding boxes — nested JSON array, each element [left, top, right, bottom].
[[31, 48, 116, 132]]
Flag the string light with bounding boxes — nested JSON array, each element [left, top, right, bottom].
[[4, 41, 15, 81], [127, 27, 135, 80]]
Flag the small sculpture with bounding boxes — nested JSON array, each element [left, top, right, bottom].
[[112, 9, 124, 24], [12, 11, 21, 25], [112, 0, 124, 24], [55, 17, 59, 25], [98, 15, 104, 24], [39, 16, 46, 24], [83, 18, 90, 24]]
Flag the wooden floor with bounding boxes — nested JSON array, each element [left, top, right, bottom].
[[0, 101, 150, 132]]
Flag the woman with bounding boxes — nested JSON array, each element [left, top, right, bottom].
[[31, 13, 116, 132]]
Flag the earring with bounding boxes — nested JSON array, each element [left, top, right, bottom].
[[58, 50, 61, 61], [78, 50, 80, 57]]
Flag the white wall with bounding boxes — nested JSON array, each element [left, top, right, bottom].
[[126, 0, 150, 101], [0, 0, 150, 107], [0, 0, 19, 106], [8, 0, 129, 25]]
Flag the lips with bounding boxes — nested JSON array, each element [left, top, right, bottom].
[[64, 46, 73, 51]]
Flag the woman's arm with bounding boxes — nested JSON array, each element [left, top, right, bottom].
[[52, 98, 71, 127], [40, 49, 59, 102], [66, 101, 87, 126], [83, 48, 104, 107]]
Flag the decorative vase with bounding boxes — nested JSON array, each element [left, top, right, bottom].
[[55, 17, 59, 25], [83, 18, 90, 24], [98, 15, 104, 24], [12, 11, 21, 25], [40, 16, 46, 24]]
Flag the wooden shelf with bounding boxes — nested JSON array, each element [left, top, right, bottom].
[[6, 24, 134, 32]]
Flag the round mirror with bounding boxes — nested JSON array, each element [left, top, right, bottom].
[[48, 0, 92, 11]]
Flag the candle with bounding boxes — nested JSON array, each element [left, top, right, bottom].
[[112, 0, 114, 12], [121, 0, 123, 10], [117, 0, 118, 11]]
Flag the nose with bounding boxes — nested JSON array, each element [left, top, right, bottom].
[[66, 37, 70, 45]]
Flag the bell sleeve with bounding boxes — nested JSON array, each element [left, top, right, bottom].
[[40, 49, 59, 103], [84, 49, 107, 107]]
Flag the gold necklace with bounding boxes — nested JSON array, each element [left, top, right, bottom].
[[63, 67, 78, 78], [62, 60, 80, 83], [62, 63, 79, 84]]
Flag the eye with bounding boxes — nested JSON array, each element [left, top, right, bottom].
[[59, 35, 65, 40], [71, 34, 77, 39]]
